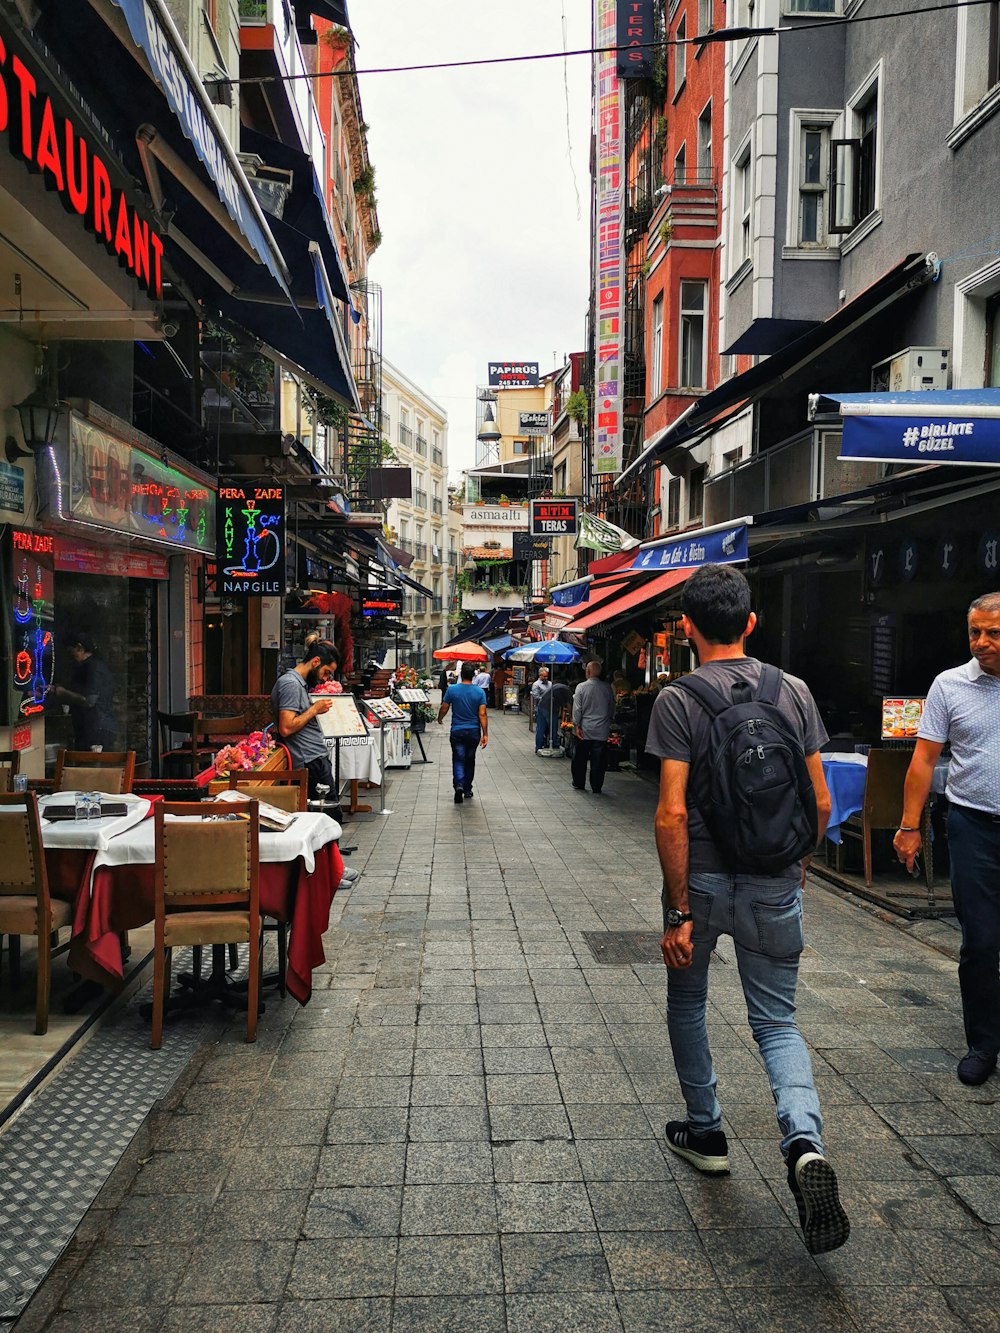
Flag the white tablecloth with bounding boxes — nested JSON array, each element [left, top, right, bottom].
[[88, 810, 341, 878], [37, 793, 152, 851], [324, 734, 382, 784]]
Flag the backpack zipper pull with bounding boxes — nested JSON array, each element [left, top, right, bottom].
[[757, 745, 766, 760]]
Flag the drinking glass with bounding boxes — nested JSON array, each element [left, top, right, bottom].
[[88, 790, 103, 820], [74, 792, 89, 821], [12, 774, 27, 793]]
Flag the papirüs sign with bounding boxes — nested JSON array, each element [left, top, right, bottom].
[[631, 524, 748, 571], [488, 362, 539, 389], [840, 414, 1000, 467], [0, 22, 164, 296]]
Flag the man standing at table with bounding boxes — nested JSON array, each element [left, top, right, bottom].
[[437, 661, 488, 804], [895, 591, 1000, 1087], [271, 640, 345, 824], [571, 660, 615, 793], [645, 564, 848, 1256], [531, 667, 553, 751]]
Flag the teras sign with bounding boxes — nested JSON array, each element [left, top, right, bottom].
[[530, 499, 579, 536], [0, 27, 164, 297]]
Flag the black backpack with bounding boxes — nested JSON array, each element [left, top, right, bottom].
[[674, 664, 818, 873]]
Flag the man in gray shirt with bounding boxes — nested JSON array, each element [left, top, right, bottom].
[[570, 659, 616, 794], [895, 591, 1000, 1087], [271, 640, 343, 821]]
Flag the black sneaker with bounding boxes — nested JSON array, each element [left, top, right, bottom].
[[957, 1050, 997, 1086], [787, 1140, 850, 1255], [454, 790, 464, 804], [464, 789, 474, 800], [664, 1120, 730, 1174]]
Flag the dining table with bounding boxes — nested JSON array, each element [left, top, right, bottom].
[[39, 793, 344, 1005], [821, 751, 951, 844]]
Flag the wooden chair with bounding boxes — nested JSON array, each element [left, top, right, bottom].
[[53, 749, 136, 794], [157, 711, 201, 779], [0, 750, 21, 793], [0, 792, 73, 1034], [838, 749, 933, 890], [207, 770, 308, 812], [151, 800, 261, 1049]]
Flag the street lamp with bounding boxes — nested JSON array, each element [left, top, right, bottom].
[[6, 392, 63, 464]]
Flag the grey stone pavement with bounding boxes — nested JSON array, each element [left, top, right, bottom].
[[14, 711, 1000, 1332]]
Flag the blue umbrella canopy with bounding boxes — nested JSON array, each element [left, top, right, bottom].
[[505, 640, 581, 665]]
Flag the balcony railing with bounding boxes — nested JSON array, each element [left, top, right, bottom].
[[414, 489, 428, 509], [398, 538, 414, 555], [448, 552, 458, 568], [415, 542, 427, 561], [432, 597, 443, 612], [432, 448, 443, 466], [398, 424, 413, 448], [703, 428, 885, 527], [432, 499, 443, 516], [415, 435, 428, 456]]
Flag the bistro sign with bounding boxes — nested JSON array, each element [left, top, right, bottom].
[[631, 524, 749, 571], [0, 23, 164, 296]]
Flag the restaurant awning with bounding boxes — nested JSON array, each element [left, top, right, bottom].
[[617, 253, 935, 487], [482, 634, 514, 654], [560, 581, 631, 626], [810, 389, 1000, 469], [566, 571, 691, 633], [399, 572, 434, 598]]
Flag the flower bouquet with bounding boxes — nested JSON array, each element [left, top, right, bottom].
[[310, 679, 344, 695], [195, 728, 278, 786]]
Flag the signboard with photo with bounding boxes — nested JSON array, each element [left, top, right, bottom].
[[881, 696, 925, 740]]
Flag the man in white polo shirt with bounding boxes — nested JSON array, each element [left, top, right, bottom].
[[895, 591, 1000, 1086]]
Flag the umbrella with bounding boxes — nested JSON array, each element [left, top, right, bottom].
[[433, 640, 489, 662], [506, 640, 582, 755], [505, 640, 581, 665]]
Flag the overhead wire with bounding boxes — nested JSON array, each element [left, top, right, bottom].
[[221, 0, 995, 85]]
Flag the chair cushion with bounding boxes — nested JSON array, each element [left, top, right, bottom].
[[164, 910, 252, 947], [0, 896, 73, 934]]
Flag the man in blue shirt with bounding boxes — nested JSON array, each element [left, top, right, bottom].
[[437, 661, 488, 804]]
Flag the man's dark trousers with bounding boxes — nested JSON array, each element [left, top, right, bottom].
[[572, 738, 608, 793], [948, 804, 1000, 1056], [450, 728, 481, 794]]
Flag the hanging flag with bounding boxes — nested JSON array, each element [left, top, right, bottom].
[[575, 511, 641, 554]]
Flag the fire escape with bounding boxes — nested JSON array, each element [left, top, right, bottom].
[[343, 279, 384, 512]]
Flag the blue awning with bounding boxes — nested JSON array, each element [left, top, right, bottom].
[[481, 634, 513, 654], [812, 389, 1000, 469]]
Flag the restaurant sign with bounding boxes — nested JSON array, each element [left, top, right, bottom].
[[9, 527, 54, 721], [630, 523, 748, 571], [69, 414, 214, 553], [840, 414, 1000, 467], [0, 18, 164, 297], [530, 499, 579, 536], [617, 0, 655, 78], [518, 411, 549, 435], [216, 483, 285, 597], [0, 459, 24, 513], [513, 532, 551, 561], [550, 579, 590, 608]]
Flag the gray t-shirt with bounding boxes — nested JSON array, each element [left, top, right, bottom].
[[645, 657, 828, 874], [271, 669, 328, 765], [572, 677, 617, 741]]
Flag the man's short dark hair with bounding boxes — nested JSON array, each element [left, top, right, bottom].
[[969, 591, 1000, 616], [460, 662, 476, 681], [303, 639, 338, 667], [681, 564, 752, 644], [71, 633, 97, 654]]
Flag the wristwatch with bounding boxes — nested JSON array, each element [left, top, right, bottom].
[[665, 909, 694, 928]]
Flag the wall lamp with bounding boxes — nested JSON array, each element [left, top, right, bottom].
[[6, 394, 63, 465]]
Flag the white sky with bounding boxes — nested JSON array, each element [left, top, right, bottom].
[[349, 2, 593, 482]]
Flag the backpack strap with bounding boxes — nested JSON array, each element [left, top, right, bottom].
[[754, 663, 784, 707], [672, 673, 733, 719]]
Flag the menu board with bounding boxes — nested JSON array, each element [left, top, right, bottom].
[[397, 688, 429, 703], [881, 696, 925, 740], [368, 697, 407, 721], [309, 693, 369, 738], [870, 613, 895, 697]]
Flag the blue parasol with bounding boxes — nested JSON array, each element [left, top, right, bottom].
[[505, 641, 581, 665]]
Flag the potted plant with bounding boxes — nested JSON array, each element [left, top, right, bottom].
[[320, 24, 351, 63], [498, 494, 510, 507]]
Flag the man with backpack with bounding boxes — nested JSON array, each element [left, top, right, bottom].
[[645, 564, 849, 1256]]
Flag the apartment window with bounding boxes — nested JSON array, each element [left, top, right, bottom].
[[650, 294, 664, 396], [831, 71, 881, 234], [674, 17, 686, 97], [674, 142, 687, 186], [203, 0, 218, 32], [512, 440, 529, 455], [687, 465, 707, 522], [666, 477, 681, 529], [697, 103, 712, 182], [988, 294, 1000, 387], [737, 146, 752, 264], [698, 0, 714, 34], [679, 281, 708, 389], [785, 0, 836, 11], [798, 124, 829, 244], [954, 1, 1000, 131]]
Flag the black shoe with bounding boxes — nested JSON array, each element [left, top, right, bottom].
[[464, 790, 473, 799], [454, 790, 464, 804], [786, 1140, 850, 1255], [958, 1050, 997, 1085], [572, 783, 586, 791], [664, 1120, 730, 1174], [591, 788, 603, 795]]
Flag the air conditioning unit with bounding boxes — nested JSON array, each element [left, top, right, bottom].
[[871, 347, 950, 393]]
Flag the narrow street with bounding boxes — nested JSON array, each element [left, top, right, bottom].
[[13, 711, 1000, 1333]]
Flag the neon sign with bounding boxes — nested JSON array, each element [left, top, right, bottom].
[[216, 483, 285, 596], [9, 529, 54, 718]]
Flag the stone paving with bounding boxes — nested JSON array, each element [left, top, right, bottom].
[[13, 710, 1000, 1331]]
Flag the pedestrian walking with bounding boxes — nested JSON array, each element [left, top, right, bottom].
[[571, 660, 615, 792], [472, 664, 492, 707], [531, 667, 553, 751], [894, 591, 1000, 1087], [492, 662, 508, 710], [645, 563, 848, 1256], [437, 661, 488, 804]]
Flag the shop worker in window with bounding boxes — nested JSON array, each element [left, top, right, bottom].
[[895, 591, 1000, 1088], [53, 634, 116, 751], [271, 639, 344, 823]]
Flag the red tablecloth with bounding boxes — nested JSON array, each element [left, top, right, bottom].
[[49, 841, 342, 1006]]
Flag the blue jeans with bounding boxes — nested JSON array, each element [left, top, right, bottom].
[[450, 728, 480, 793], [535, 702, 555, 750], [665, 872, 824, 1157], [947, 805, 1000, 1056]]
